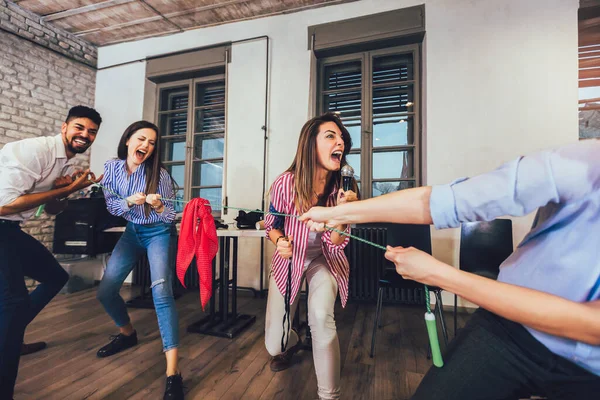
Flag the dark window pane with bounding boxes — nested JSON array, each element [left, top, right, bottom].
[[373, 151, 414, 180], [323, 91, 361, 119], [373, 85, 414, 116], [324, 61, 361, 91], [193, 134, 224, 160], [159, 86, 189, 112], [161, 138, 186, 162], [192, 187, 222, 209], [373, 116, 413, 147], [345, 153, 361, 181], [195, 108, 225, 133], [373, 53, 414, 84], [192, 161, 223, 187], [159, 112, 187, 136], [196, 82, 225, 107], [165, 164, 185, 188], [372, 181, 415, 197]]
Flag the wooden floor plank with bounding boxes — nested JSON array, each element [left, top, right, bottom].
[[14, 287, 471, 400]]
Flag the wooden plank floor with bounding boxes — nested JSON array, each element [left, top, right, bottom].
[[15, 287, 468, 400]]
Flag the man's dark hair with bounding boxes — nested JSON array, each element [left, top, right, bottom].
[[65, 105, 102, 127]]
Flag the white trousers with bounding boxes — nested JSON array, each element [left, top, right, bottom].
[[265, 255, 341, 400]]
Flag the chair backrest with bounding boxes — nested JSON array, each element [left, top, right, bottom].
[[459, 219, 513, 279]]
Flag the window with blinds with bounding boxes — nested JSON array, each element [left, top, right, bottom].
[[318, 45, 420, 198], [157, 76, 226, 212], [579, 5, 600, 139]]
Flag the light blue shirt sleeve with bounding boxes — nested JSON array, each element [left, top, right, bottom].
[[430, 140, 600, 229]]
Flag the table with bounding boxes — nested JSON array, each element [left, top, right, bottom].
[[187, 229, 264, 338]]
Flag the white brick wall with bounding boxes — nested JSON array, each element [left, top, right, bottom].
[[0, 0, 97, 67], [0, 4, 97, 250]]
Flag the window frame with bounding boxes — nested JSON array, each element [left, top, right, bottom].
[[155, 73, 227, 214], [316, 44, 421, 199]]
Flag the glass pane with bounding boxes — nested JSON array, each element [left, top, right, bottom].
[[161, 138, 186, 162], [195, 108, 225, 133], [373, 151, 414, 180], [192, 187, 222, 209], [192, 161, 223, 187], [345, 153, 361, 181], [373, 53, 414, 84], [372, 181, 415, 197], [373, 116, 413, 147], [159, 112, 187, 136], [159, 86, 189, 112], [173, 189, 185, 213], [196, 81, 225, 107], [193, 134, 224, 160], [579, 86, 600, 139], [344, 120, 361, 149], [323, 91, 361, 119], [165, 164, 185, 188], [324, 61, 361, 91], [373, 85, 413, 117]]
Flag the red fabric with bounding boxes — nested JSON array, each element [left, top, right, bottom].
[[176, 198, 218, 310]]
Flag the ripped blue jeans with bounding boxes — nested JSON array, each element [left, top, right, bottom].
[[97, 222, 178, 351]]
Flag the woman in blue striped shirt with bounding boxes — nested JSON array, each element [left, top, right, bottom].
[[96, 120, 184, 400]]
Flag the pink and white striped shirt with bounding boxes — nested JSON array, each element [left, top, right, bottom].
[[265, 172, 351, 307]]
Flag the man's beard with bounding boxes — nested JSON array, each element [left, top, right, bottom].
[[67, 137, 91, 154]]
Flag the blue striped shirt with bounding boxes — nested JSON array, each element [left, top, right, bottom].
[[102, 159, 176, 225]]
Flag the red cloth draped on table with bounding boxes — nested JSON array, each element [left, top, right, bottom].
[[176, 198, 218, 310]]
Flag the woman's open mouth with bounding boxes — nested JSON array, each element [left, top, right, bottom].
[[134, 149, 147, 162], [331, 150, 342, 164]]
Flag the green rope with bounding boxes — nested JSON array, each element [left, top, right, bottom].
[[93, 181, 433, 312]]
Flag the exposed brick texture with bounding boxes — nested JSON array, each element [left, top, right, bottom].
[[1, 0, 97, 67]]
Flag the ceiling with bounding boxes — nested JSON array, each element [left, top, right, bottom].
[[13, 0, 357, 46]]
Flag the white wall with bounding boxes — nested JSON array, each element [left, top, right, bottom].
[[92, 0, 579, 305], [93, 61, 146, 172], [224, 39, 268, 290], [425, 0, 578, 307]]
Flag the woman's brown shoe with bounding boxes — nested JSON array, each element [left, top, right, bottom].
[[270, 340, 303, 372]]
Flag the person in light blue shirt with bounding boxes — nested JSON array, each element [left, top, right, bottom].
[[300, 139, 600, 399]]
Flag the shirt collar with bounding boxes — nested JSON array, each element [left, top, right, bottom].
[[119, 158, 146, 175], [54, 134, 68, 159]]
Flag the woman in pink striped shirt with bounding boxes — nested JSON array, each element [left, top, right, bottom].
[[264, 113, 358, 400]]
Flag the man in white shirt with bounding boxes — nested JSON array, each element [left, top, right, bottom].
[[0, 105, 103, 399]]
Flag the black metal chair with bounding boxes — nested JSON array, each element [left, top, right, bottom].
[[366, 223, 449, 358], [454, 219, 513, 335]]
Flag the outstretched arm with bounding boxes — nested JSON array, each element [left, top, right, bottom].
[[385, 246, 600, 345]]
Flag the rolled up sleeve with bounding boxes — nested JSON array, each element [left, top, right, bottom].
[[428, 142, 598, 229]]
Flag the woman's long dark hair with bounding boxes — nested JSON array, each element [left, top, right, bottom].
[[285, 113, 357, 213], [117, 120, 170, 216]]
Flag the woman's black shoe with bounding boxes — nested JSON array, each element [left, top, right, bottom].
[[96, 331, 138, 358], [164, 373, 184, 400]]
